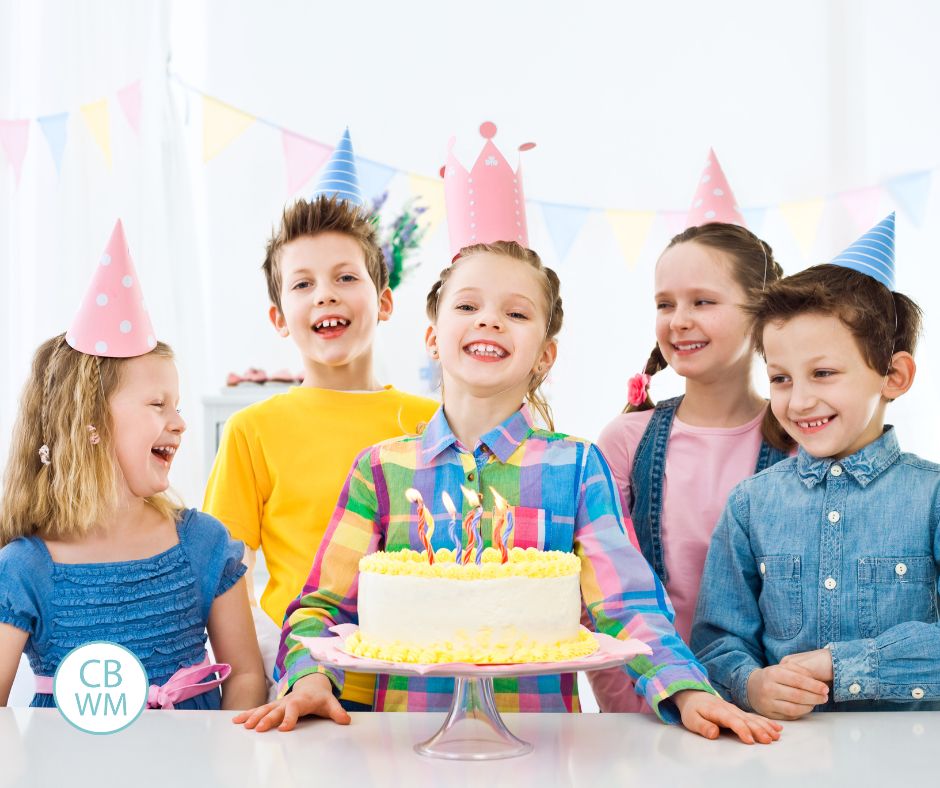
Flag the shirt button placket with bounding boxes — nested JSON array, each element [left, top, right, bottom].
[[819, 479, 846, 645]]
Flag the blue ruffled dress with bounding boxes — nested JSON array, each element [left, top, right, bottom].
[[0, 509, 246, 709]]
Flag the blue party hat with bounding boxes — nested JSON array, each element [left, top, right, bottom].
[[828, 212, 896, 290], [311, 128, 364, 206]]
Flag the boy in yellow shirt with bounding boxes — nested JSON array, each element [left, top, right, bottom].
[[204, 131, 438, 709]]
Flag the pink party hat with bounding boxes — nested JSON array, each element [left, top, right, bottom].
[[686, 148, 746, 228], [66, 220, 157, 358], [442, 121, 535, 258]]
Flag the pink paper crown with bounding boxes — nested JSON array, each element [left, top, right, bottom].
[[686, 148, 746, 228], [65, 220, 158, 358], [441, 121, 536, 258]]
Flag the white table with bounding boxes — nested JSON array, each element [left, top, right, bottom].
[[1, 708, 935, 787]]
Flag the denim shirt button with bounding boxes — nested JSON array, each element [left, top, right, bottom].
[[912, 687, 925, 699], [824, 577, 837, 590], [830, 465, 843, 476], [759, 562, 766, 575], [827, 511, 841, 524], [896, 563, 908, 576], [848, 683, 861, 695]]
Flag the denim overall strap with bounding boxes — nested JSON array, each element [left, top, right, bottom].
[[628, 396, 683, 584], [754, 438, 789, 473]]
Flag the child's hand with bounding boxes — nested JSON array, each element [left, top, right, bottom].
[[672, 690, 782, 744], [746, 663, 830, 720], [232, 673, 350, 732], [780, 648, 834, 683]]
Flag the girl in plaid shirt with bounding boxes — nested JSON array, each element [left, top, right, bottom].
[[236, 242, 780, 744]]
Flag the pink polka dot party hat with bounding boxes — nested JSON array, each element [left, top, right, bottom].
[[65, 219, 157, 358], [686, 148, 746, 228]]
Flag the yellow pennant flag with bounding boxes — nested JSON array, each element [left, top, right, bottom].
[[202, 96, 255, 162], [80, 99, 111, 169], [605, 209, 656, 270], [780, 198, 825, 258], [409, 173, 446, 238]]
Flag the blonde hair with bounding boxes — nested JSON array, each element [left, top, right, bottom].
[[0, 334, 183, 546], [425, 241, 563, 430]]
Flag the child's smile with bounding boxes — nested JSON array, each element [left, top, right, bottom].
[[764, 313, 889, 459], [427, 251, 555, 407], [654, 241, 753, 383], [108, 354, 186, 500], [670, 340, 710, 356], [312, 314, 351, 339], [273, 232, 392, 375], [463, 340, 509, 362]]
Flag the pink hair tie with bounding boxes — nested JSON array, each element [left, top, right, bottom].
[[627, 373, 651, 407]]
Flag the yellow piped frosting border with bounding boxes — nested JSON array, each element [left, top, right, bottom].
[[346, 626, 598, 665], [359, 546, 581, 579]]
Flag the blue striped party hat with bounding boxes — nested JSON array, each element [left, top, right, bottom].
[[311, 128, 364, 206], [828, 212, 896, 290]]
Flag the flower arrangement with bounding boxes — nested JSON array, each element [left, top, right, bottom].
[[369, 191, 428, 291]]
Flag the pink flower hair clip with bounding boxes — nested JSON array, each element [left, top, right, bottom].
[[627, 373, 651, 407]]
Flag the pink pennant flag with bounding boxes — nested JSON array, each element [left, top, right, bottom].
[[0, 119, 30, 185], [117, 81, 142, 135], [662, 210, 688, 238], [839, 186, 884, 232], [281, 131, 333, 195]]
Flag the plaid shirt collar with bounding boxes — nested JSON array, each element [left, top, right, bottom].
[[420, 404, 537, 464]]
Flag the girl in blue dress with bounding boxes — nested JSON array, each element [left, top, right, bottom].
[[0, 332, 267, 710]]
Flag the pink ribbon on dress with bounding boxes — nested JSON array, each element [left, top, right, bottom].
[[35, 655, 231, 709]]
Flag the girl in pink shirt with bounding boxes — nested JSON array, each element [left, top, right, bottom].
[[591, 223, 790, 712]]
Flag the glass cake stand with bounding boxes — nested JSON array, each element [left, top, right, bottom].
[[300, 626, 648, 761]]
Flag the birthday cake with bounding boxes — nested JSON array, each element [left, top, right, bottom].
[[347, 546, 597, 664]]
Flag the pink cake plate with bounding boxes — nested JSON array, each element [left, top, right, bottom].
[[297, 624, 651, 761]]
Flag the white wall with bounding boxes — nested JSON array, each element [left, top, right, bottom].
[[2, 0, 939, 508]]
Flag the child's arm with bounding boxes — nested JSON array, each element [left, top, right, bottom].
[[203, 416, 265, 579], [576, 445, 779, 743], [691, 488, 829, 719], [0, 623, 28, 706], [207, 576, 268, 710], [234, 449, 381, 732]]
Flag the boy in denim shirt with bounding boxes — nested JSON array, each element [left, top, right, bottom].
[[693, 214, 940, 718]]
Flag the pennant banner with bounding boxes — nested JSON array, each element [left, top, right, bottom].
[[839, 185, 885, 232], [741, 206, 768, 235], [357, 158, 398, 201], [202, 96, 255, 162], [408, 173, 446, 239], [605, 210, 656, 270], [281, 131, 333, 194], [780, 198, 826, 257], [885, 170, 932, 227], [117, 81, 142, 135], [1, 74, 937, 271], [0, 119, 30, 184], [80, 99, 111, 168], [38, 113, 68, 175], [540, 202, 591, 262], [661, 210, 688, 239]]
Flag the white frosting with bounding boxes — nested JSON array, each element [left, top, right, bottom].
[[357, 572, 581, 648]]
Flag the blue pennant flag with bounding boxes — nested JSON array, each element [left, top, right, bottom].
[[540, 202, 591, 262], [38, 113, 69, 175]]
